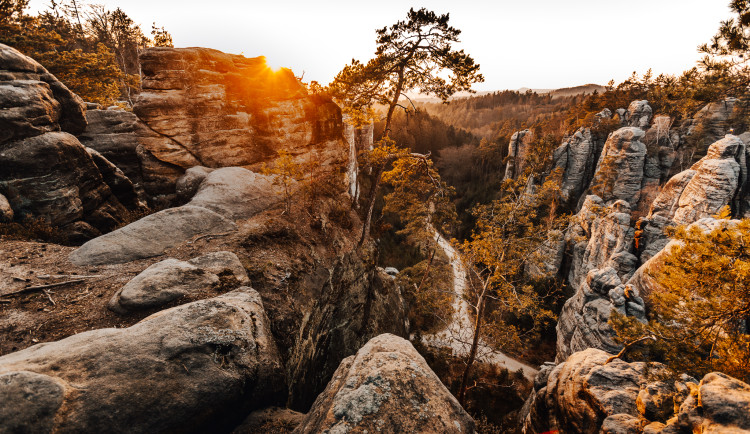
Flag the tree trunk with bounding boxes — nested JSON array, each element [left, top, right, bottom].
[[416, 247, 437, 293], [457, 294, 485, 405], [358, 164, 385, 247]]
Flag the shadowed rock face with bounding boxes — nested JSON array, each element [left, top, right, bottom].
[[0, 43, 142, 241], [294, 334, 475, 434], [0, 288, 286, 433], [286, 255, 409, 412], [133, 47, 346, 200], [78, 108, 144, 186]]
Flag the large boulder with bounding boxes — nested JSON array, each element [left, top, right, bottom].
[[107, 257, 221, 313], [69, 205, 237, 265], [0, 43, 138, 240], [187, 167, 282, 220], [0, 287, 286, 433], [0, 131, 130, 240], [286, 254, 409, 411], [133, 47, 346, 200], [294, 334, 475, 434], [108, 251, 250, 313]]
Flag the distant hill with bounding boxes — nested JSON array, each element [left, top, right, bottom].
[[414, 87, 595, 140]]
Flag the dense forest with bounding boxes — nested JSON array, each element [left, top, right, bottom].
[[0, 0, 172, 106]]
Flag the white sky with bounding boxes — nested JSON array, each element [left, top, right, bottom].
[[28, 0, 732, 91]]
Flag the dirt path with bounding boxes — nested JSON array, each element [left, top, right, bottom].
[[422, 232, 539, 381]]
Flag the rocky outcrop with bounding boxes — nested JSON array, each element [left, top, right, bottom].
[[69, 205, 236, 265], [638, 135, 749, 261], [503, 129, 534, 180], [294, 334, 475, 433], [186, 167, 282, 220], [556, 266, 645, 363], [591, 126, 647, 208], [108, 251, 249, 313], [552, 127, 602, 204], [521, 348, 750, 434], [78, 108, 143, 186], [625, 100, 653, 128], [0, 43, 86, 139], [287, 255, 409, 411], [0, 288, 286, 433], [567, 198, 638, 289], [133, 47, 346, 201], [0, 43, 140, 241]]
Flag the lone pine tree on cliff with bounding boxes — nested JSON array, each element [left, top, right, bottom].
[[328, 7, 484, 246]]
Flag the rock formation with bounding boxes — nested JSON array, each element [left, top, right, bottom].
[[552, 127, 602, 203], [0, 288, 286, 433], [0, 44, 140, 241], [287, 254, 409, 411], [133, 47, 346, 202], [503, 129, 534, 180], [625, 100, 653, 128], [521, 348, 750, 434], [70, 167, 279, 265], [69, 205, 236, 265], [295, 334, 476, 433], [107, 251, 250, 314], [591, 126, 647, 208], [78, 108, 144, 188]]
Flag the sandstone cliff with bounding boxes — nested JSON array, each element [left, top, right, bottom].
[[132, 47, 346, 203]]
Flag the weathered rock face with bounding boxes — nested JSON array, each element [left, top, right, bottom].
[[567, 198, 638, 289], [85, 147, 145, 211], [108, 251, 250, 313], [592, 126, 647, 208], [134, 47, 346, 201], [503, 129, 534, 180], [638, 135, 749, 261], [78, 108, 144, 186], [287, 254, 409, 411], [0, 288, 286, 433], [556, 266, 645, 363], [69, 205, 237, 265], [0, 43, 86, 139], [552, 127, 603, 204], [625, 100, 653, 128], [521, 348, 750, 434], [294, 334, 475, 434], [0, 43, 140, 240]]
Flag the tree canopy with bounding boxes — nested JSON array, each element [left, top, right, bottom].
[[330, 7, 484, 134], [611, 212, 750, 383]]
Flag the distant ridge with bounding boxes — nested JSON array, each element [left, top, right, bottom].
[[407, 83, 606, 103]]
